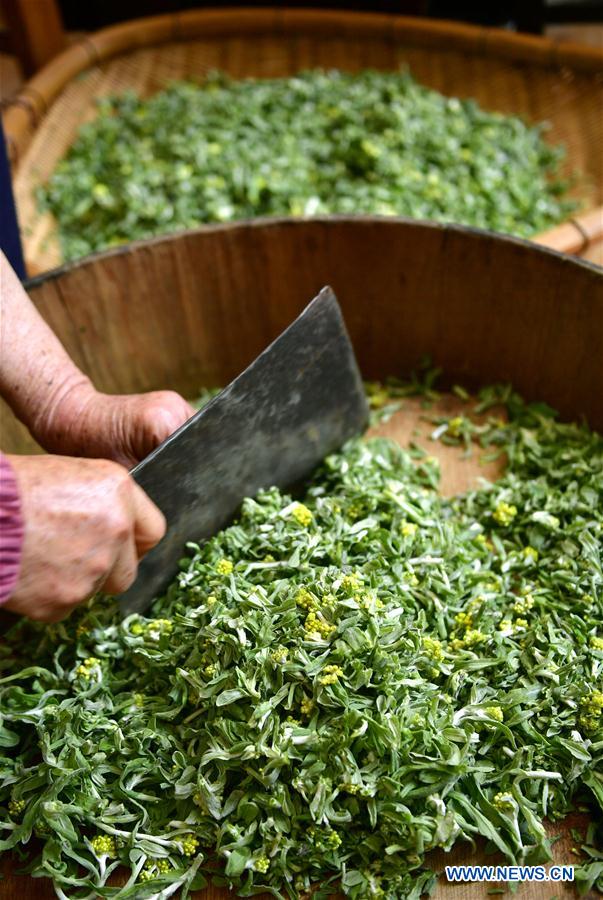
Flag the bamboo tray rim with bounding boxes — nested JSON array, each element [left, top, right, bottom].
[[24, 216, 603, 290]]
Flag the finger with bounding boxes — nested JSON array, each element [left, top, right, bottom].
[[165, 393, 196, 421], [161, 391, 195, 420], [121, 393, 195, 465], [146, 399, 192, 446], [102, 532, 139, 595], [130, 481, 166, 558]]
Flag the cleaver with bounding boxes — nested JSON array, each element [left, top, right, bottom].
[[119, 286, 368, 615]]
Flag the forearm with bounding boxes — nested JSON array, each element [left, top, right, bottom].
[[0, 250, 94, 442]]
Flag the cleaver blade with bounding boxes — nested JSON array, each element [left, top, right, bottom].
[[119, 286, 368, 615]]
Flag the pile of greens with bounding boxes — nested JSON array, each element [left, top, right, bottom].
[[39, 69, 575, 261], [1, 381, 602, 899]]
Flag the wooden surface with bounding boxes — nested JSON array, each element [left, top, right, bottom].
[[1, 0, 65, 77], [580, 233, 603, 267], [535, 208, 603, 267], [1, 217, 602, 460], [372, 395, 506, 496], [547, 24, 603, 51], [1, 397, 597, 899], [1, 8, 602, 271]]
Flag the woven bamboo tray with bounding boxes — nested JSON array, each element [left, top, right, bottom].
[[1, 218, 602, 898], [3, 9, 603, 273]]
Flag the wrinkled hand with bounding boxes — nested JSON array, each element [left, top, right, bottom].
[[6, 454, 166, 622], [33, 387, 195, 468]]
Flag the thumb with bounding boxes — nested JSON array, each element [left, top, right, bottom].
[[136, 393, 195, 458]]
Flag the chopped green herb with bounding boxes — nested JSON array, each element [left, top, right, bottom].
[[1, 379, 601, 898], [39, 70, 575, 261]]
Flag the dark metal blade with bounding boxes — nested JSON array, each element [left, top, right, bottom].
[[119, 286, 368, 615]]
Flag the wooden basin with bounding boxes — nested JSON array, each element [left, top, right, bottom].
[[1, 218, 602, 898], [1, 216, 601, 456]]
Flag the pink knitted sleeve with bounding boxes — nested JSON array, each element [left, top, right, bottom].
[[0, 454, 24, 604]]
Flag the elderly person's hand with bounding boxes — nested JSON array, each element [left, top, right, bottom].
[[4, 455, 166, 622], [31, 386, 195, 468]]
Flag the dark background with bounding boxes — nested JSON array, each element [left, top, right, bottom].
[[56, 0, 603, 34]]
